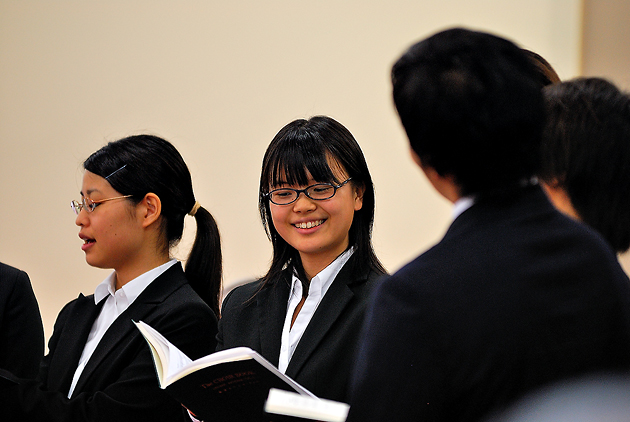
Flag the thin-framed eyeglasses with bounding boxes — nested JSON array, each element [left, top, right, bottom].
[[264, 178, 352, 205], [70, 195, 133, 215]]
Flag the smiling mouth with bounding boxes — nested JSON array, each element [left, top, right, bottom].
[[294, 220, 324, 229]]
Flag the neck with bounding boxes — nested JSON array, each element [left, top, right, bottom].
[[114, 253, 170, 290], [416, 163, 461, 204], [299, 249, 347, 282]]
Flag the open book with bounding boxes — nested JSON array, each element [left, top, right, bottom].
[[134, 320, 315, 422], [265, 388, 350, 422]]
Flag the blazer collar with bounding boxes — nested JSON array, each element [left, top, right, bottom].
[[285, 255, 368, 379], [256, 273, 291, 367], [445, 184, 555, 241], [71, 263, 187, 394], [47, 293, 105, 394]]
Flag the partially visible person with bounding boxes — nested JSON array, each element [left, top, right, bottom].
[[217, 116, 386, 405], [347, 28, 630, 422], [539, 77, 630, 253], [523, 49, 561, 87], [0, 134, 221, 422], [0, 262, 44, 378]]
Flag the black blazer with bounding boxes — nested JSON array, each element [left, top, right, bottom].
[[0, 262, 44, 378], [0, 263, 218, 422], [348, 185, 630, 422], [217, 255, 383, 403]]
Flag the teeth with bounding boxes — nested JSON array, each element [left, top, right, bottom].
[[295, 220, 324, 229]]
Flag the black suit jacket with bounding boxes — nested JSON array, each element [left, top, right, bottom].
[[348, 185, 630, 422], [0, 263, 218, 422], [217, 255, 383, 403], [0, 262, 44, 378]]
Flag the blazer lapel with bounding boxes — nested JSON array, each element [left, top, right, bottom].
[[71, 264, 186, 395], [47, 293, 105, 394], [285, 260, 365, 379], [257, 275, 291, 367]]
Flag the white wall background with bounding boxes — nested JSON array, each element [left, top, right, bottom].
[[0, 0, 582, 342]]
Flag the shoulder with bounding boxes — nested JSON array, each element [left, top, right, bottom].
[[345, 266, 386, 300], [145, 263, 211, 311], [0, 263, 36, 304], [0, 262, 28, 285], [221, 278, 266, 314], [154, 270, 217, 322], [366, 248, 449, 314]]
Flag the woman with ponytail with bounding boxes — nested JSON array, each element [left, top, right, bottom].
[[0, 134, 221, 422]]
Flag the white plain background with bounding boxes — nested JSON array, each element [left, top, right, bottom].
[[0, 1, 586, 342]]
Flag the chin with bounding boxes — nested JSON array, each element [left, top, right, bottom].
[[85, 256, 108, 270]]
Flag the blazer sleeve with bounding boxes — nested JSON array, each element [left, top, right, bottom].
[[0, 292, 217, 422], [0, 265, 44, 379]]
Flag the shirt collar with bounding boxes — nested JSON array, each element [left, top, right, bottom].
[[289, 247, 354, 299], [452, 196, 475, 220], [93, 259, 178, 305]]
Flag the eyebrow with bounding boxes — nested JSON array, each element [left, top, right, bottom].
[[80, 188, 101, 197]]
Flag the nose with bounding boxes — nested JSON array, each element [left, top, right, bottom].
[[292, 191, 317, 212], [75, 207, 88, 226]]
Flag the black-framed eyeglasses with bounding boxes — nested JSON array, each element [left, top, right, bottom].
[[264, 178, 352, 205], [70, 195, 132, 215]]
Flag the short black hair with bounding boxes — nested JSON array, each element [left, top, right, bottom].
[[539, 78, 630, 252], [392, 28, 545, 196]]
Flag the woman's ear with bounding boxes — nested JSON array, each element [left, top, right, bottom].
[[353, 182, 365, 211], [139, 193, 162, 228]]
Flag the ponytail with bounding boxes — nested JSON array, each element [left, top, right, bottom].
[[185, 206, 222, 317]]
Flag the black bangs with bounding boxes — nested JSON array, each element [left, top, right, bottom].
[[83, 145, 130, 192], [264, 127, 341, 190], [84, 147, 122, 180]]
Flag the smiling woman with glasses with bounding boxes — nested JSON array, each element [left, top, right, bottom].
[[0, 134, 221, 422], [213, 116, 387, 410]]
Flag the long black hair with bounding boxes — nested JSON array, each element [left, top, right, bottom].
[[258, 116, 385, 288], [83, 134, 222, 316]]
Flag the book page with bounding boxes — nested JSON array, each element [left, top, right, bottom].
[[165, 347, 255, 385], [134, 320, 192, 386]]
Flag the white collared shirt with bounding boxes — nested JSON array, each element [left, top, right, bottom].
[[277, 248, 354, 374], [452, 196, 475, 220], [67, 259, 178, 398]]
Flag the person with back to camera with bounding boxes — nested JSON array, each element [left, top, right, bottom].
[[217, 115, 387, 405], [0, 262, 44, 378], [346, 28, 630, 422], [538, 77, 630, 254], [0, 134, 221, 422]]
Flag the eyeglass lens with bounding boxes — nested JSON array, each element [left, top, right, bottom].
[[70, 198, 92, 215], [269, 183, 338, 205]]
